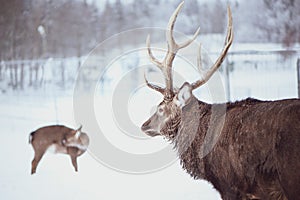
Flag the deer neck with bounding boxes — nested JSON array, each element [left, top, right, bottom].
[[174, 96, 210, 154], [172, 96, 210, 179]]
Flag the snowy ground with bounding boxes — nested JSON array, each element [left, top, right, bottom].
[[0, 92, 220, 200], [0, 41, 299, 200]]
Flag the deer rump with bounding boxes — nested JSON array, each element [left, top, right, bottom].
[[179, 97, 300, 200]]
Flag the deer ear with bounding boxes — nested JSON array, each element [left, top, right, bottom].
[[75, 131, 81, 139], [176, 82, 192, 108], [77, 125, 82, 131], [74, 125, 82, 139]]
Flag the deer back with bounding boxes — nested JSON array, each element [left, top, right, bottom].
[[29, 125, 89, 155]]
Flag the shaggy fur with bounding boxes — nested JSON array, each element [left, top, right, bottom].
[[143, 94, 300, 200], [176, 97, 299, 200], [141, 3, 299, 198]]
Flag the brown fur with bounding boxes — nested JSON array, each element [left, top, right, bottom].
[[29, 125, 89, 174], [142, 94, 300, 200], [177, 97, 299, 199], [141, 2, 299, 199]]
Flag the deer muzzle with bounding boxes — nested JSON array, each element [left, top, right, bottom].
[[141, 119, 160, 137]]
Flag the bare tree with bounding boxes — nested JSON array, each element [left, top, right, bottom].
[[262, 0, 300, 46]]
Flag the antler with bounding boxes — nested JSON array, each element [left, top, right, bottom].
[[191, 6, 233, 90], [145, 1, 200, 101]]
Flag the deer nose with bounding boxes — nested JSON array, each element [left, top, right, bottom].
[[141, 119, 151, 131]]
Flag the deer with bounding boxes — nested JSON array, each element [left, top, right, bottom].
[[29, 125, 89, 174], [141, 2, 300, 200]]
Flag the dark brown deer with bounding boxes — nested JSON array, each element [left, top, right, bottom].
[[141, 2, 300, 200], [29, 125, 89, 174]]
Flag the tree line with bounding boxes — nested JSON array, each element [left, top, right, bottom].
[[0, 0, 299, 61]]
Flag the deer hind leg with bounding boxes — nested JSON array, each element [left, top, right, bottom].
[[31, 148, 46, 174], [68, 147, 79, 172]]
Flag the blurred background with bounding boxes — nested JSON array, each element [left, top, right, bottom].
[[0, 0, 300, 200], [0, 0, 299, 94]]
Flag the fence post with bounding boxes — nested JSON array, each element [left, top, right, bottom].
[[297, 58, 300, 98], [224, 57, 231, 101]]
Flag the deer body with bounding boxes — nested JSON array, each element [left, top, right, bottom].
[[176, 96, 300, 199], [141, 2, 300, 200], [29, 125, 89, 174]]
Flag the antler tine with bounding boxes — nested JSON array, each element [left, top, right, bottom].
[[191, 5, 233, 90], [197, 43, 203, 72], [163, 1, 200, 97], [146, 35, 163, 70], [146, 35, 166, 95], [165, 1, 200, 54], [145, 1, 201, 99], [178, 27, 200, 49], [165, 1, 184, 52], [144, 72, 165, 94]]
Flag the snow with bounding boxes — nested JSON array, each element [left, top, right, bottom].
[[0, 92, 220, 200], [0, 40, 299, 200]]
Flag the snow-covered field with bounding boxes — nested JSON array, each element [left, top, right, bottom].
[[0, 92, 221, 200], [0, 41, 299, 200]]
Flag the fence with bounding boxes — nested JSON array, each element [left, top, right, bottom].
[[0, 49, 299, 101], [224, 49, 300, 101], [297, 58, 300, 98], [0, 57, 85, 92]]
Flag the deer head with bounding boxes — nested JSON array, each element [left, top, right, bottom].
[[64, 125, 83, 145], [141, 1, 233, 140]]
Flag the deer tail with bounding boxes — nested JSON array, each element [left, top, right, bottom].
[[29, 131, 35, 144]]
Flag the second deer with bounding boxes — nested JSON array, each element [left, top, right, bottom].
[[29, 125, 89, 174]]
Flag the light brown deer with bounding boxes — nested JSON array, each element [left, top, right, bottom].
[[29, 125, 89, 174], [141, 2, 300, 200]]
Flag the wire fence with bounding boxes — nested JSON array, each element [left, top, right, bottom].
[[224, 49, 300, 101], [0, 49, 299, 101]]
